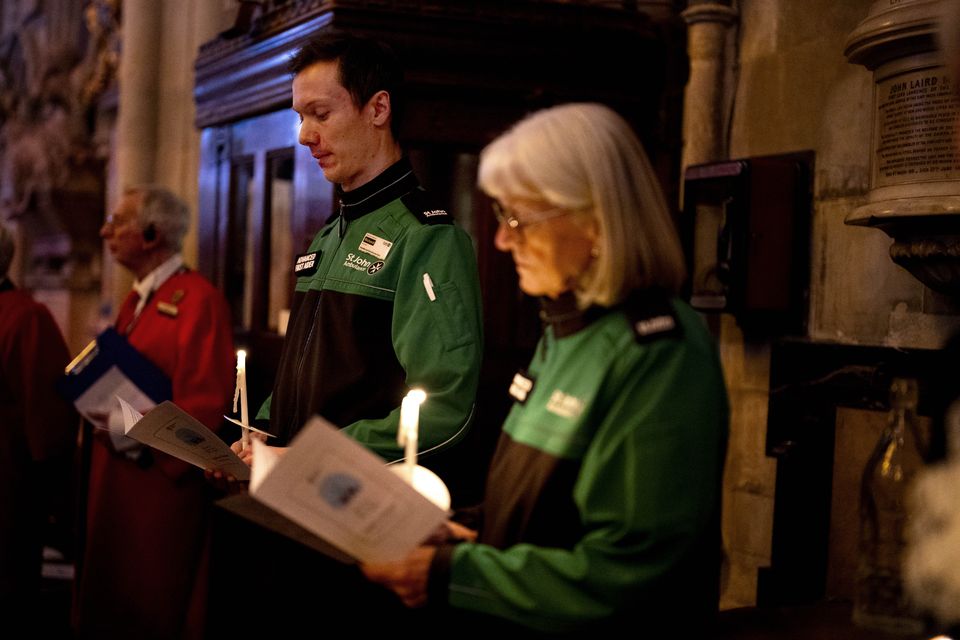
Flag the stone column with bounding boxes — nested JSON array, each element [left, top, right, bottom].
[[104, 1, 231, 309], [153, 0, 229, 269], [680, 1, 738, 173], [679, 1, 738, 303], [106, 0, 161, 308], [681, 1, 780, 611], [115, 0, 161, 190]]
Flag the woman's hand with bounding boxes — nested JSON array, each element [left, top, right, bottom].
[[445, 520, 478, 543], [361, 546, 437, 608], [422, 520, 479, 545]]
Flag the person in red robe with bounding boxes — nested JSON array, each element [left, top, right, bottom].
[[73, 186, 234, 639], [0, 222, 77, 618]]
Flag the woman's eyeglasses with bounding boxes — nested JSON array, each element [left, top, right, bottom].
[[492, 201, 573, 232]]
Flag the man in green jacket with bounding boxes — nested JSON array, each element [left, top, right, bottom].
[[209, 30, 483, 636], [255, 31, 482, 461]]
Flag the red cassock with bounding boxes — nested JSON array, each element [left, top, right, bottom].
[[0, 287, 76, 610], [74, 270, 234, 639]]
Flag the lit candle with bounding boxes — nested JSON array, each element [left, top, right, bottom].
[[236, 350, 250, 449], [398, 388, 427, 480], [393, 388, 450, 511]]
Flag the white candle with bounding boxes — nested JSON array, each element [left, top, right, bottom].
[[399, 388, 427, 480], [392, 389, 450, 511], [236, 350, 250, 449]]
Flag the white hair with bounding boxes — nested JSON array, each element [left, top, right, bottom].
[[126, 184, 190, 252], [478, 102, 685, 308]]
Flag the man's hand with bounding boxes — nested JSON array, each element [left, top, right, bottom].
[[228, 438, 288, 467], [86, 411, 109, 427], [361, 546, 437, 608], [203, 433, 267, 492], [229, 439, 254, 466], [203, 466, 247, 494]]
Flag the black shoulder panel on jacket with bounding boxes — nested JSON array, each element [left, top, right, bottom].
[[401, 188, 454, 225], [625, 289, 684, 344]]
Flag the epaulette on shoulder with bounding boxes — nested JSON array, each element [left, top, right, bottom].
[[625, 289, 683, 344], [401, 188, 453, 225]]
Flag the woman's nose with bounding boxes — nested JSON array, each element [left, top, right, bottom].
[[494, 221, 514, 252]]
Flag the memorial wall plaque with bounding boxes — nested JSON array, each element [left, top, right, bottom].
[[845, 0, 960, 294], [874, 69, 960, 188], [845, 0, 960, 217]]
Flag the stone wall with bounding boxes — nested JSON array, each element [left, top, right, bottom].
[[717, 0, 960, 609]]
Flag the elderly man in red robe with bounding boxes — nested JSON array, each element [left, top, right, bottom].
[[73, 186, 234, 639], [0, 222, 76, 617]]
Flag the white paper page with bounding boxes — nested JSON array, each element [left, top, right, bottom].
[[75, 366, 155, 429], [224, 416, 275, 439], [118, 399, 250, 481], [118, 397, 144, 432], [251, 415, 447, 564], [249, 438, 280, 493]]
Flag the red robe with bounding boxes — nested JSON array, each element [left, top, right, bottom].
[[74, 270, 234, 639], [0, 286, 76, 611]]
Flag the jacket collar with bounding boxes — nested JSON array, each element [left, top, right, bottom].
[[337, 157, 419, 221], [540, 289, 677, 339], [539, 291, 607, 338]]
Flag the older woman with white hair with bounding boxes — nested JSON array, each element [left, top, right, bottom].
[[364, 103, 728, 634]]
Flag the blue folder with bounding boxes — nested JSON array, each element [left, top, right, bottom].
[[57, 327, 171, 406]]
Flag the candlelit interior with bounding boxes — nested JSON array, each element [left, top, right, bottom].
[[3, 0, 960, 637]]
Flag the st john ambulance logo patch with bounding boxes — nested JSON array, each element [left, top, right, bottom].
[[367, 261, 384, 275], [546, 390, 585, 419]]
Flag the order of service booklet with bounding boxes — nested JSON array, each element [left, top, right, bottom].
[[223, 415, 448, 565], [116, 397, 251, 481]]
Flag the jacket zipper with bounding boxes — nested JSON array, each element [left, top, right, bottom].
[[290, 204, 346, 430]]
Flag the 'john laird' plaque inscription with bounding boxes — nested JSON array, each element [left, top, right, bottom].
[[875, 69, 960, 188]]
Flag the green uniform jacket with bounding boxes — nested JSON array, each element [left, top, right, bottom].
[[430, 290, 728, 633], [258, 158, 483, 461]]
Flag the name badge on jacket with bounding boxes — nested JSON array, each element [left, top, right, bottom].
[[294, 252, 320, 277]]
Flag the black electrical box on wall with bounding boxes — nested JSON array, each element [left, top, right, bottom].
[[681, 152, 813, 335]]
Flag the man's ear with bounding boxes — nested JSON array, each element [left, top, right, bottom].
[[368, 90, 392, 128], [141, 223, 161, 250]]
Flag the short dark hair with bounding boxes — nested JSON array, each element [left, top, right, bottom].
[[289, 31, 405, 138]]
